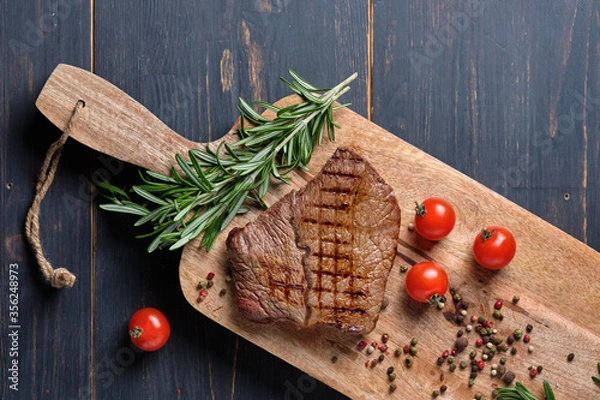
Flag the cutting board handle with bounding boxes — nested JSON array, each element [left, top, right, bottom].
[[35, 64, 198, 175]]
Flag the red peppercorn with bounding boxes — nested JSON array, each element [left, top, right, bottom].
[[476, 360, 485, 370], [451, 347, 457, 356], [523, 334, 531, 343], [471, 315, 477, 323], [403, 344, 411, 354], [207, 271, 216, 280], [371, 341, 378, 348], [378, 344, 388, 352], [442, 350, 450, 358], [196, 288, 209, 303], [494, 300, 503, 310], [475, 339, 483, 347], [529, 368, 538, 378], [357, 340, 367, 350]]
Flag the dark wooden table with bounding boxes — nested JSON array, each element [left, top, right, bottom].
[[2, 1, 598, 399]]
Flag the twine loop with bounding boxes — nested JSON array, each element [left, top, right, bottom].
[[24, 100, 85, 288]]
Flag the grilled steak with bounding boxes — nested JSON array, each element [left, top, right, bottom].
[[227, 146, 401, 334]]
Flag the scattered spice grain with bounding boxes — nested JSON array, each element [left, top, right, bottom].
[[502, 371, 516, 384]]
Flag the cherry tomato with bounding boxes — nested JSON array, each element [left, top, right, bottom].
[[128, 307, 170, 351], [472, 226, 516, 270], [414, 197, 456, 241], [405, 261, 449, 303]]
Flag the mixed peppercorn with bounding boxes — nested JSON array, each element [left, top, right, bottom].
[[196, 270, 227, 303], [347, 289, 564, 398]]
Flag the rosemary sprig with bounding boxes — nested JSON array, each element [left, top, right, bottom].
[[99, 70, 357, 252], [496, 381, 556, 400]]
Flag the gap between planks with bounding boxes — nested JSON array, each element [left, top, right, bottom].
[[89, 0, 97, 398]]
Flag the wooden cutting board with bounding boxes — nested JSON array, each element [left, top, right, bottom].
[[37, 64, 600, 399]]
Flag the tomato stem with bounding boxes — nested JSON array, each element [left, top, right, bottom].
[[428, 294, 445, 309], [480, 228, 496, 241], [414, 201, 426, 217], [129, 326, 143, 339]]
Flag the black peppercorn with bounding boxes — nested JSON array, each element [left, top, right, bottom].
[[503, 370, 516, 384], [496, 364, 506, 377], [455, 336, 469, 353]]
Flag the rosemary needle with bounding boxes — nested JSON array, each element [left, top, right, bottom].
[[99, 70, 357, 252], [496, 380, 556, 400]]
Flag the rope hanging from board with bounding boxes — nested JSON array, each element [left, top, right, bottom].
[[24, 100, 85, 288]]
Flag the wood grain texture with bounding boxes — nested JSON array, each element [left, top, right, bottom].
[[0, 0, 93, 399], [3, 0, 600, 399]]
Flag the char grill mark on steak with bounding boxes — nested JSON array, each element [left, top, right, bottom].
[[295, 148, 368, 329], [227, 146, 401, 334]]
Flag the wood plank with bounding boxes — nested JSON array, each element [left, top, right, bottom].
[[178, 101, 600, 399], [0, 0, 92, 399], [583, 1, 600, 249], [91, 1, 366, 398]]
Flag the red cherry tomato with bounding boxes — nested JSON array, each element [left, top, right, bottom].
[[128, 307, 170, 351], [405, 261, 449, 303], [472, 226, 516, 270], [414, 197, 456, 241]]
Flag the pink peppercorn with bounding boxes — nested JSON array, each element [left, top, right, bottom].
[[476, 360, 485, 370], [207, 271, 215, 280], [523, 334, 531, 343], [529, 368, 538, 378], [357, 340, 367, 350], [442, 350, 450, 358], [475, 339, 483, 347], [494, 300, 503, 310]]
